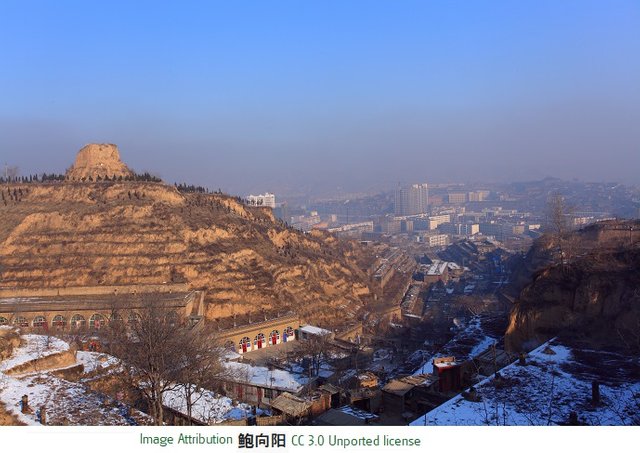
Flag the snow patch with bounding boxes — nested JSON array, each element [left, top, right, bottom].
[[162, 386, 254, 424], [0, 334, 69, 372], [224, 362, 309, 393], [411, 340, 640, 426]]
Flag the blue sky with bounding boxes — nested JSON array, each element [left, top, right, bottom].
[[1, 1, 639, 195]]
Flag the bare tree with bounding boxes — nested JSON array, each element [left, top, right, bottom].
[[102, 299, 128, 356], [106, 300, 221, 425], [546, 194, 574, 271], [174, 334, 227, 424], [303, 333, 334, 377]]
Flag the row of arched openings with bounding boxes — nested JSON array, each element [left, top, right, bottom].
[[0, 313, 142, 330], [229, 326, 296, 353]]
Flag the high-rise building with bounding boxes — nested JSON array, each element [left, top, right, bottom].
[[447, 192, 466, 204], [395, 183, 429, 216], [468, 190, 490, 202]]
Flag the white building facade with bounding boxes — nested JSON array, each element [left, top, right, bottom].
[[247, 192, 276, 208]]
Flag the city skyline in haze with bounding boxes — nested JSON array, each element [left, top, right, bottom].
[[1, 1, 639, 197]]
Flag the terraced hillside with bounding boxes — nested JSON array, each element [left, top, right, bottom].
[[0, 148, 374, 327]]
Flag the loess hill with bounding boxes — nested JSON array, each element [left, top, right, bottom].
[[0, 145, 373, 327], [505, 220, 640, 353]]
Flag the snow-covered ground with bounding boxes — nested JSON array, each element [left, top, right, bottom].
[[0, 371, 151, 425], [0, 334, 69, 372], [76, 351, 120, 374], [224, 361, 309, 393], [1, 334, 264, 426], [0, 334, 151, 425], [162, 386, 255, 424], [411, 339, 640, 426], [413, 316, 497, 375]]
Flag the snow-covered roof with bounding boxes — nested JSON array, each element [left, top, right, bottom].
[[426, 261, 449, 276], [413, 316, 498, 375], [224, 362, 309, 393], [433, 358, 459, 368], [337, 405, 378, 420], [162, 387, 253, 424], [403, 313, 421, 319], [299, 325, 332, 336]]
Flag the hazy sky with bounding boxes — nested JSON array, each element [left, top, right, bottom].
[[1, 1, 639, 196]]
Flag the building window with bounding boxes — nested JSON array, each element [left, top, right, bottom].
[[109, 313, 124, 325], [89, 314, 105, 330], [52, 315, 67, 329], [33, 316, 47, 329], [71, 314, 86, 329], [0, 317, 8, 326], [13, 316, 28, 328], [264, 388, 274, 399]]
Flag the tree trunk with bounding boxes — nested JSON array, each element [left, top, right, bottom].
[[186, 385, 193, 426], [155, 399, 164, 426]]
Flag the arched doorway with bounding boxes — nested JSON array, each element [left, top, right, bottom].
[[32, 316, 48, 330], [109, 313, 124, 326], [269, 330, 280, 345], [254, 333, 266, 349], [13, 316, 28, 328], [71, 314, 86, 330], [224, 340, 235, 352], [89, 314, 106, 330], [52, 315, 67, 330], [239, 336, 252, 353], [283, 326, 295, 343]]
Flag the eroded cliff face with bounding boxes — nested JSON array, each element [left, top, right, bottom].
[[0, 147, 374, 328], [66, 143, 133, 180], [505, 221, 640, 352]]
